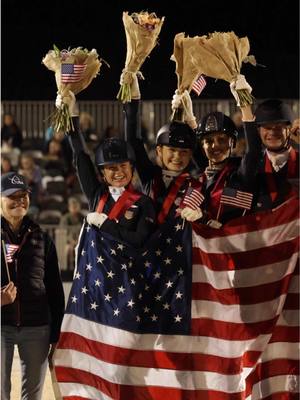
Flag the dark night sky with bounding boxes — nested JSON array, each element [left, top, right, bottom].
[[2, 0, 299, 100]]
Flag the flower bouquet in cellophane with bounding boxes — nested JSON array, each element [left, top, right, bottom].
[[42, 45, 102, 132], [176, 31, 257, 106], [117, 11, 165, 103]]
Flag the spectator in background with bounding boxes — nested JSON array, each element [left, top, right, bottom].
[[103, 125, 119, 139], [44, 128, 73, 170], [18, 153, 44, 219], [42, 139, 68, 176], [79, 111, 98, 143], [59, 196, 85, 270], [1, 156, 15, 174], [1, 113, 23, 150]]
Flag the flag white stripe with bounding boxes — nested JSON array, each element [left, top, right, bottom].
[[251, 375, 299, 399], [59, 382, 113, 399], [192, 220, 299, 254], [191, 294, 287, 323], [55, 348, 252, 392], [192, 254, 298, 288], [60, 314, 271, 358], [277, 309, 299, 326], [257, 342, 300, 362]]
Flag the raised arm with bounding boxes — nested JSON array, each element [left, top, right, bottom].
[[58, 92, 102, 209], [230, 76, 262, 187], [122, 75, 157, 185]]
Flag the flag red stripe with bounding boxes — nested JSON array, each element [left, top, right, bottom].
[[56, 366, 246, 400], [191, 317, 278, 340], [257, 393, 299, 400], [62, 397, 90, 400], [57, 332, 257, 373], [282, 292, 299, 309], [192, 274, 294, 304], [269, 325, 299, 342], [192, 239, 299, 271]]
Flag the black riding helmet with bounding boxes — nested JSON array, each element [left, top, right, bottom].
[[156, 121, 197, 150], [197, 112, 238, 147], [255, 99, 294, 126], [95, 137, 136, 167]]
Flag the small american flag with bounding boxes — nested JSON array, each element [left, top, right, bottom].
[[61, 63, 87, 83], [220, 187, 253, 210], [181, 187, 204, 210], [5, 244, 19, 263], [191, 74, 206, 96]]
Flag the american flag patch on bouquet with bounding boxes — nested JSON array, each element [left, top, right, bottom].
[[5, 244, 19, 263], [220, 187, 253, 210], [61, 63, 87, 83], [182, 187, 204, 210], [191, 74, 206, 96]]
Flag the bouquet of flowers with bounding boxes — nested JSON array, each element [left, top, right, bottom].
[[117, 11, 165, 103], [171, 32, 203, 95], [174, 31, 257, 106], [42, 45, 102, 132]]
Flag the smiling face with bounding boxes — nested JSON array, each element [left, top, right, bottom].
[[1, 190, 29, 222], [258, 122, 289, 151], [156, 145, 192, 172], [201, 132, 232, 164], [102, 161, 133, 187]]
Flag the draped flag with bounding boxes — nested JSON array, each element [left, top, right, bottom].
[[53, 197, 299, 400]]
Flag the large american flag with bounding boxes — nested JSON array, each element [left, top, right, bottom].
[[61, 63, 87, 83], [53, 197, 299, 399], [191, 74, 206, 96]]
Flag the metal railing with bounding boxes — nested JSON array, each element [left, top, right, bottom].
[[2, 99, 299, 142]]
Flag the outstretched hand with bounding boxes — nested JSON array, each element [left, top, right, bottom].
[[230, 74, 252, 107], [55, 90, 79, 116]]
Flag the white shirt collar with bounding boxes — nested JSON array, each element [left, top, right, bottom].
[[108, 186, 125, 201], [266, 148, 290, 172], [162, 169, 181, 188]]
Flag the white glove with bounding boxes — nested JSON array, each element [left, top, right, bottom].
[[181, 90, 196, 127], [131, 73, 141, 100], [180, 206, 203, 222], [171, 89, 182, 111], [86, 212, 108, 228], [230, 74, 252, 107], [55, 90, 79, 116]]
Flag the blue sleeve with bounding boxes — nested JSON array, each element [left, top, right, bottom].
[[68, 117, 103, 209]]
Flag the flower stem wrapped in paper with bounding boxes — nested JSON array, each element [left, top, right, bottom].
[[178, 31, 257, 107], [117, 11, 165, 103], [42, 45, 102, 132]]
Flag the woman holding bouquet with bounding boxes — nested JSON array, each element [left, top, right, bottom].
[[60, 94, 156, 248], [123, 75, 203, 225], [172, 76, 261, 226]]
